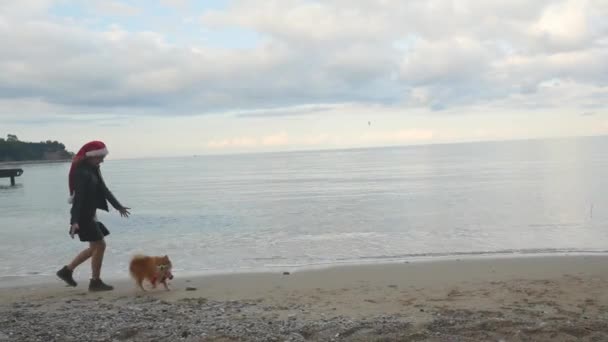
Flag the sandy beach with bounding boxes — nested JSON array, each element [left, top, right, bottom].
[[1, 255, 608, 341]]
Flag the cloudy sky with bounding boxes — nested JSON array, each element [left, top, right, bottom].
[[1, 0, 607, 158]]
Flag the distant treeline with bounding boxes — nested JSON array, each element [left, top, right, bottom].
[[0, 134, 74, 162]]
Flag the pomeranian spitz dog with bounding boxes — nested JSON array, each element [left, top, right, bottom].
[[129, 255, 174, 291]]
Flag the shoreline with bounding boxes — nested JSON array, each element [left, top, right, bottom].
[[0, 159, 71, 167], [2, 249, 608, 289], [2, 253, 606, 298], [2, 255, 608, 340]]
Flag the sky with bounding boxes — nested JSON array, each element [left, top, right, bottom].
[[0, 0, 607, 158]]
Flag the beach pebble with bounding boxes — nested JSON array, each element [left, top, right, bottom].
[[285, 332, 305, 341], [185, 287, 197, 291], [3, 288, 604, 342], [283, 272, 291, 275], [113, 327, 139, 340]]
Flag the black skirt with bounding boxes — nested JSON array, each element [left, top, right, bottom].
[[74, 220, 110, 242]]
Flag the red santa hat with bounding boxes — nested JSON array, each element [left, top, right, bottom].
[[68, 141, 109, 203]]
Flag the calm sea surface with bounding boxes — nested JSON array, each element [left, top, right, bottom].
[[2, 136, 608, 285]]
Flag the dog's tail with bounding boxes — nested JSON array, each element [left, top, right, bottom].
[[130, 254, 147, 261]]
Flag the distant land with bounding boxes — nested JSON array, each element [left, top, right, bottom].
[[0, 134, 74, 163]]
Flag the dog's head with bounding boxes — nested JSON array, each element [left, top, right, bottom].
[[156, 255, 174, 280]]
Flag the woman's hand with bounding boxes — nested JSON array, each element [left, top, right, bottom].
[[69, 223, 79, 239], [119, 207, 131, 218]]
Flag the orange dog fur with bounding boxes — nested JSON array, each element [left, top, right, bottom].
[[129, 255, 173, 291]]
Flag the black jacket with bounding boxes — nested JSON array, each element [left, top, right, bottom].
[[70, 163, 123, 225]]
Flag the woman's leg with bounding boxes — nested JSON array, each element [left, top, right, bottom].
[[67, 247, 92, 271], [88, 239, 113, 291], [58, 244, 92, 287], [58, 247, 92, 287], [90, 239, 106, 280]]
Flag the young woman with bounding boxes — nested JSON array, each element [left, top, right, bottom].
[[56, 141, 130, 291]]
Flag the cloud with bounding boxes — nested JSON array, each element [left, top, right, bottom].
[[206, 132, 289, 149], [159, 0, 190, 10], [530, 0, 594, 52], [0, 0, 55, 17], [202, 1, 394, 45], [0, 0, 606, 121], [361, 129, 435, 144], [261, 132, 288, 146], [233, 103, 342, 118], [93, 1, 141, 17], [205, 128, 436, 151], [206, 137, 258, 149]]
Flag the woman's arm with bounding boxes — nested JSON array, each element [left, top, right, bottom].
[[99, 171, 130, 217], [102, 182, 123, 210]]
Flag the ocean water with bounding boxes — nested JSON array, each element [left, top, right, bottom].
[[1, 136, 608, 285]]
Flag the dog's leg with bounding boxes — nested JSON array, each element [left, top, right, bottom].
[[136, 278, 146, 291], [161, 279, 170, 291]]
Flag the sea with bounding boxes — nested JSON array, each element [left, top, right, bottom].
[[1, 136, 608, 286]]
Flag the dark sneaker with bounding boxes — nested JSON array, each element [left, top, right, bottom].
[[89, 278, 114, 292], [56, 266, 77, 287]]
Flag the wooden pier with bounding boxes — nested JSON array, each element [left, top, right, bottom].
[[0, 168, 23, 186]]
